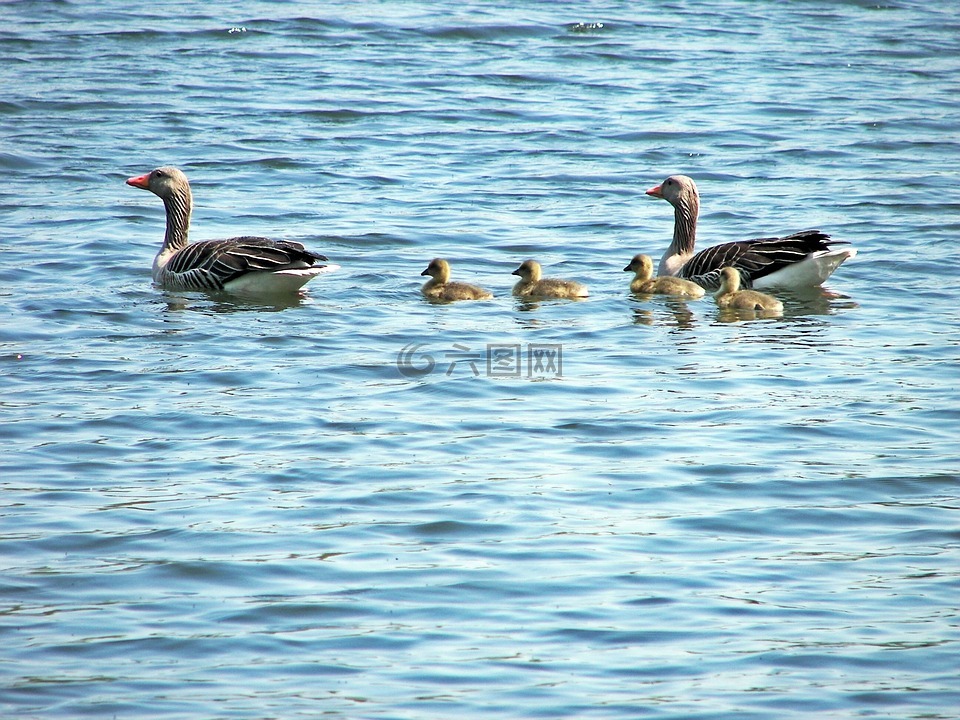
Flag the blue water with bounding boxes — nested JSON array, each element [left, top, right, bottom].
[[2, 1, 960, 718]]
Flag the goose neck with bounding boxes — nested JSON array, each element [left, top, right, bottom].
[[670, 193, 698, 256], [161, 186, 191, 251]]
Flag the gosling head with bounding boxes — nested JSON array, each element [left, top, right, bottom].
[[718, 266, 742, 292], [511, 259, 542, 282], [623, 253, 654, 278], [421, 258, 451, 282]]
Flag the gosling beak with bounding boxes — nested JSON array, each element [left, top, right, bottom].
[[420, 268, 430, 276], [645, 183, 663, 198], [126, 173, 151, 189], [623, 264, 633, 272], [511, 269, 521, 276]]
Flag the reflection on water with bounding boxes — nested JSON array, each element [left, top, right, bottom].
[[161, 289, 310, 314], [513, 297, 590, 313], [625, 286, 855, 329], [628, 295, 700, 329], [715, 306, 783, 323]]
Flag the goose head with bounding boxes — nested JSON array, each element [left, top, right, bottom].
[[645, 174, 698, 208], [126, 166, 191, 201]]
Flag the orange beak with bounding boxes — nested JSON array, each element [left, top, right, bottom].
[[645, 183, 663, 198], [126, 173, 150, 189]]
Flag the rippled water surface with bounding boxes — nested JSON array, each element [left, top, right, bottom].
[[2, 1, 960, 718]]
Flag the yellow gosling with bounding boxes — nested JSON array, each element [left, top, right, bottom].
[[714, 267, 784, 312], [623, 253, 705, 297], [420, 258, 493, 301], [511, 259, 588, 300]]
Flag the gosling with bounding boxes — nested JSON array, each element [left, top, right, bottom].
[[714, 267, 784, 312], [511, 259, 588, 300], [420, 258, 493, 301], [623, 254, 705, 298]]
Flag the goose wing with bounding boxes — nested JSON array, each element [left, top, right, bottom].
[[680, 230, 839, 288], [166, 237, 329, 289]]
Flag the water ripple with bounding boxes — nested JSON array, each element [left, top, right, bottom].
[[2, 1, 959, 718]]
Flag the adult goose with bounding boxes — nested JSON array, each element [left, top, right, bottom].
[[646, 175, 855, 290], [126, 166, 338, 294]]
